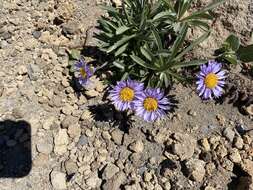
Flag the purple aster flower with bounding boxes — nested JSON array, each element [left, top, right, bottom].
[[196, 60, 226, 99], [74, 59, 94, 87], [134, 88, 170, 122], [109, 79, 144, 111]]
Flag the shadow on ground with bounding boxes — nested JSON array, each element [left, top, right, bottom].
[[88, 103, 134, 133], [0, 120, 31, 178]]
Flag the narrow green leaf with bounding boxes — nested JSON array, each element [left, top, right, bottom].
[[121, 72, 129, 80], [114, 43, 129, 57], [181, 12, 213, 21], [102, 18, 118, 30], [179, 0, 194, 19], [107, 34, 136, 53], [151, 26, 163, 50], [97, 19, 113, 33], [113, 61, 125, 70], [184, 0, 225, 20], [170, 23, 188, 59], [166, 69, 185, 82], [155, 49, 171, 57], [188, 20, 210, 30], [130, 55, 157, 70], [198, 0, 225, 13], [160, 72, 170, 88], [161, 0, 175, 12], [171, 59, 207, 69], [152, 11, 176, 22], [116, 26, 130, 35], [140, 46, 153, 61], [175, 31, 210, 60]]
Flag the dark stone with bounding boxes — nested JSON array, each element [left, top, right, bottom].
[[0, 32, 11, 40], [77, 135, 88, 147], [32, 30, 41, 39]]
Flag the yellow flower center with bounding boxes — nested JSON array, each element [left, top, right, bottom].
[[204, 73, 218, 89], [120, 87, 134, 102], [143, 97, 158, 111], [80, 68, 87, 78]]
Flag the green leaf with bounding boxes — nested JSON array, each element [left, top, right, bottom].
[[182, 0, 224, 21], [121, 72, 129, 80], [237, 44, 253, 63], [116, 26, 131, 35], [161, 0, 175, 12], [171, 59, 207, 69], [130, 55, 157, 70], [225, 34, 240, 51], [175, 31, 210, 60], [114, 43, 129, 57], [107, 34, 136, 53], [97, 19, 113, 33], [155, 49, 171, 57], [140, 46, 153, 61], [102, 18, 118, 30], [68, 49, 81, 60], [152, 11, 176, 22], [69, 60, 76, 71], [223, 54, 238, 64], [179, 0, 194, 19], [188, 20, 210, 30], [194, 0, 224, 15], [160, 72, 170, 88], [181, 12, 213, 21], [166, 69, 185, 82], [170, 23, 188, 59], [151, 26, 163, 50], [113, 61, 125, 70]]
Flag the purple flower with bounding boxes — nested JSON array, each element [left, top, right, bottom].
[[134, 88, 170, 122], [109, 79, 144, 111], [74, 59, 94, 86], [196, 60, 226, 99]]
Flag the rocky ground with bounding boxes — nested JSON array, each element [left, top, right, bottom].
[[0, 0, 252, 190]]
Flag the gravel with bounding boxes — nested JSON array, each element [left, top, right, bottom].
[[0, 0, 252, 190], [50, 170, 67, 190]]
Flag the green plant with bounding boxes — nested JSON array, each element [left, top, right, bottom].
[[95, 0, 224, 87], [216, 34, 253, 65]]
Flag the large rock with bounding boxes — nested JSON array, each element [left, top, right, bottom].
[[129, 140, 144, 153], [86, 172, 102, 189], [111, 129, 123, 145], [102, 163, 120, 180], [50, 170, 67, 190], [102, 171, 127, 190], [67, 123, 81, 138], [223, 128, 235, 143], [36, 137, 53, 154], [171, 133, 196, 160], [61, 115, 78, 129], [64, 159, 78, 175], [185, 159, 206, 182], [229, 148, 242, 163], [54, 129, 69, 155]]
